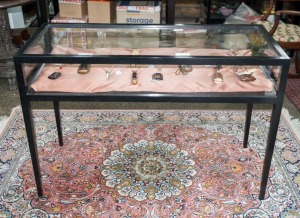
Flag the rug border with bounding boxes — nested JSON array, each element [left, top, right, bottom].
[[282, 108, 300, 143], [0, 105, 21, 138]]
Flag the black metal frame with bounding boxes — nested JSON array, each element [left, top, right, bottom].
[[14, 23, 290, 200]]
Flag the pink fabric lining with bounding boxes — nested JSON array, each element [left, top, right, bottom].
[[30, 47, 275, 94]]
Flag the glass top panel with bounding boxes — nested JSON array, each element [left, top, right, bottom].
[[24, 25, 279, 57]]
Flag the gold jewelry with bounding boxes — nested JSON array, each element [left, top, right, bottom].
[[175, 65, 193, 75], [131, 69, 139, 85]]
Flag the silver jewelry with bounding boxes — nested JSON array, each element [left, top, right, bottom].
[[105, 69, 112, 81], [235, 66, 256, 82], [214, 65, 223, 83]]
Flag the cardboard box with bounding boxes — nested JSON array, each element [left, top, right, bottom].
[[116, 1, 161, 24], [59, 1, 88, 18], [88, 0, 117, 23]]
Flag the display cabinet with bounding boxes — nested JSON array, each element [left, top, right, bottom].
[[14, 23, 290, 200]]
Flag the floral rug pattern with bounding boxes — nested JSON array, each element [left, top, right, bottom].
[[286, 79, 300, 111], [0, 109, 299, 217]]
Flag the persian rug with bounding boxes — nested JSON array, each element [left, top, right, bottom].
[[0, 108, 300, 217], [285, 79, 300, 111], [285, 60, 300, 111]]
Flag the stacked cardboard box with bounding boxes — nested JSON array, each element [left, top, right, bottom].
[[87, 0, 116, 23], [116, 1, 161, 24], [58, 0, 88, 18], [162, 0, 205, 24]]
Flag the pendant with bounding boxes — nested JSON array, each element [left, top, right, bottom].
[[105, 69, 112, 81], [132, 70, 138, 85], [214, 65, 224, 83]]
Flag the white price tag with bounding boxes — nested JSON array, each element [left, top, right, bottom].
[[175, 53, 190, 56]]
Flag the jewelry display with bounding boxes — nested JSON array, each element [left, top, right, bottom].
[[48, 72, 61, 80], [214, 65, 223, 83], [152, 65, 163, 81], [77, 63, 90, 74], [175, 65, 193, 75], [235, 66, 256, 82], [152, 72, 163, 81], [47, 64, 65, 80], [131, 70, 138, 85], [105, 69, 112, 81]]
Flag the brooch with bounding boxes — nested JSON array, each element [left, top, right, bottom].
[[175, 65, 193, 75], [235, 66, 256, 82]]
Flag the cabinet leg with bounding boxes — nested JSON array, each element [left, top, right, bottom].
[[259, 104, 281, 200], [21, 101, 44, 197], [53, 101, 63, 146], [243, 103, 253, 148]]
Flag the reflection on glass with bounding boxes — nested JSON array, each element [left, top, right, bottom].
[[22, 26, 279, 58], [94, 31, 106, 48]]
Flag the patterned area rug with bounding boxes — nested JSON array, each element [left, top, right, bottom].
[[285, 61, 300, 111], [0, 108, 300, 217], [286, 79, 300, 111]]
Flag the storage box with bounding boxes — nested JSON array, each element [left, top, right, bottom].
[[88, 0, 117, 23], [59, 1, 88, 18], [116, 1, 161, 24]]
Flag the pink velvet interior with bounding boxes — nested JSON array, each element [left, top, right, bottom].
[[30, 47, 275, 94]]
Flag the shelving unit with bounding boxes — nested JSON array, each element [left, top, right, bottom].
[[37, 0, 197, 24]]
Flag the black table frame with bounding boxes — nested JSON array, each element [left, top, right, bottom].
[[14, 23, 290, 200]]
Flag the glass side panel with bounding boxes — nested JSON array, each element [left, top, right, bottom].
[[24, 25, 279, 58]]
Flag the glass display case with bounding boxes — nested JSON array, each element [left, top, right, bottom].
[[14, 23, 290, 200]]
